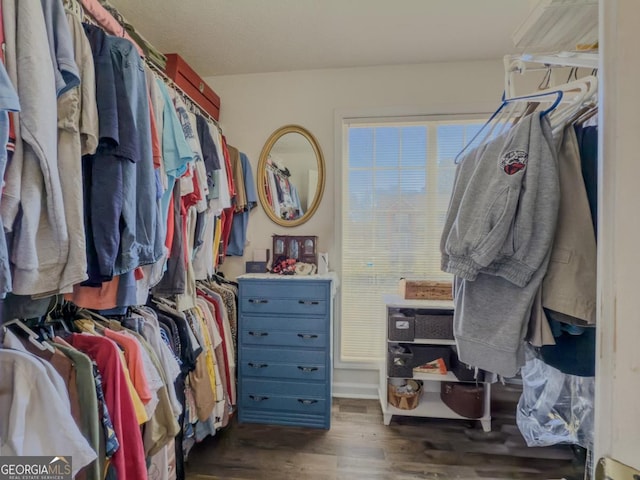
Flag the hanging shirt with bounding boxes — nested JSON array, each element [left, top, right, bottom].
[[41, 0, 80, 96], [3, 0, 71, 295], [2, 330, 71, 412], [226, 152, 258, 256], [186, 111, 209, 212], [156, 79, 192, 227], [69, 333, 148, 480], [136, 306, 183, 417], [52, 341, 103, 480], [0, 61, 19, 297], [82, 24, 138, 285], [227, 145, 245, 210], [196, 115, 220, 198], [196, 297, 224, 426], [104, 328, 153, 406], [0, 349, 97, 476], [208, 125, 231, 214], [57, 12, 99, 293]]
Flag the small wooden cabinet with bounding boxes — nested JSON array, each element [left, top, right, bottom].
[[237, 274, 336, 429], [380, 294, 492, 432], [272, 235, 318, 265]]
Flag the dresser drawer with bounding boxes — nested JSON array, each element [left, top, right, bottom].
[[241, 281, 328, 301], [239, 408, 328, 429], [242, 314, 326, 332], [241, 329, 328, 348], [241, 297, 327, 316], [241, 347, 326, 381], [242, 378, 325, 397], [241, 379, 326, 414], [241, 393, 327, 415]]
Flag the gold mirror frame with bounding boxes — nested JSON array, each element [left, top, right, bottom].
[[257, 125, 325, 227]]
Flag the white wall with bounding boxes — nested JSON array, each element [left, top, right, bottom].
[[206, 60, 518, 396], [207, 60, 508, 279]]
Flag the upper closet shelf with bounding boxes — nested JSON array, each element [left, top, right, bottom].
[[506, 51, 599, 70], [512, 0, 598, 52]]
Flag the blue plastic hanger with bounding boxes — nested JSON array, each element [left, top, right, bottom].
[[454, 89, 563, 164]]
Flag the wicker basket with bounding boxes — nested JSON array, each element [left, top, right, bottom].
[[388, 313, 415, 341], [415, 312, 454, 340], [388, 380, 423, 410]]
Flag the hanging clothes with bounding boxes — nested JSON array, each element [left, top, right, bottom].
[[2, 0, 74, 295], [0, 61, 20, 298], [227, 151, 258, 256], [0, 2, 243, 478], [0, 348, 97, 475], [540, 126, 597, 326], [441, 112, 560, 377], [58, 11, 99, 293]]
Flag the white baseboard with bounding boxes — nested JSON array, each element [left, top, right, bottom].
[[332, 381, 379, 399]]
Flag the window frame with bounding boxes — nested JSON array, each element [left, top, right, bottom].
[[333, 106, 493, 370]]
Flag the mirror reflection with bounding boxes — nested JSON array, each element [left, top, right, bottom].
[[266, 133, 316, 221], [257, 125, 325, 227]]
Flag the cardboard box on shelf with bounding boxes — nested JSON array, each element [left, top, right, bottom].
[[399, 279, 453, 300]]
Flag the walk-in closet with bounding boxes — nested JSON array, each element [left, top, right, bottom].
[[0, 1, 638, 479]]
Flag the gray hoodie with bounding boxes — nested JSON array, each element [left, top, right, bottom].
[[442, 113, 560, 377], [441, 113, 559, 288]]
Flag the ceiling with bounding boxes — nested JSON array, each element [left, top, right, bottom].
[[109, 0, 536, 77]]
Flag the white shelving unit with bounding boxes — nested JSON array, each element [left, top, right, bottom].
[[379, 294, 491, 432]]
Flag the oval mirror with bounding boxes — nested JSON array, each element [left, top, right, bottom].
[[257, 125, 325, 227]]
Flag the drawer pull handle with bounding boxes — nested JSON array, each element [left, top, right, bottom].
[[249, 331, 269, 337], [297, 399, 318, 405], [297, 333, 319, 339], [298, 300, 319, 305], [248, 362, 268, 369], [249, 299, 269, 304], [249, 395, 269, 402], [297, 366, 319, 373]]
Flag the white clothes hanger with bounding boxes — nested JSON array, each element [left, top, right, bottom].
[[455, 89, 563, 163], [2, 319, 56, 352], [547, 75, 598, 134], [456, 74, 598, 163]]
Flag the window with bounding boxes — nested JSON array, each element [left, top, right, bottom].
[[340, 116, 488, 364]]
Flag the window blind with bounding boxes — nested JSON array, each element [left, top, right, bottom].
[[340, 117, 488, 363]]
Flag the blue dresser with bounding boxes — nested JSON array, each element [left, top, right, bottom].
[[237, 274, 336, 429]]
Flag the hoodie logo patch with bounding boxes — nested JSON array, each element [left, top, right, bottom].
[[500, 150, 528, 175]]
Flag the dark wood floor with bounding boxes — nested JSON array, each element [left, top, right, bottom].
[[185, 384, 585, 480]]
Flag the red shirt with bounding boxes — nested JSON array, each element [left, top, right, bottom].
[[70, 334, 148, 480]]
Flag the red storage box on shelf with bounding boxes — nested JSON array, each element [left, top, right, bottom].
[[164, 53, 221, 121]]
